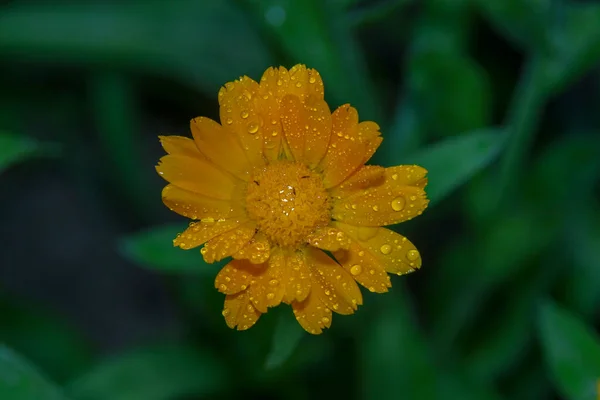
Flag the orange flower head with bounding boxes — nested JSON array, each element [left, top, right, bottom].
[[156, 65, 429, 334]]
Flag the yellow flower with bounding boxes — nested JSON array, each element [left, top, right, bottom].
[[156, 65, 429, 334]]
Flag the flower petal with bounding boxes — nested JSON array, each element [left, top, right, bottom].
[[332, 241, 391, 294], [190, 117, 251, 180], [292, 290, 332, 335], [305, 247, 363, 315], [156, 154, 238, 200], [306, 226, 352, 252], [161, 184, 242, 220], [329, 165, 386, 199], [247, 256, 286, 313], [335, 223, 423, 275], [280, 94, 332, 167], [332, 165, 429, 226], [218, 76, 265, 167], [215, 259, 264, 295], [201, 221, 257, 263], [222, 290, 261, 331], [174, 218, 247, 250], [288, 64, 325, 101], [319, 105, 382, 188], [159, 135, 200, 158], [232, 232, 271, 264], [281, 250, 312, 304]]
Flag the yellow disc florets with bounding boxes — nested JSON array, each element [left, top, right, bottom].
[[245, 161, 331, 248]]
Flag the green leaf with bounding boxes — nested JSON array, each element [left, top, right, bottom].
[[410, 52, 492, 138], [67, 344, 226, 400], [404, 129, 505, 205], [538, 300, 600, 400], [0, 345, 68, 400], [264, 309, 304, 370], [0, 133, 58, 174], [120, 224, 222, 274], [0, 1, 273, 95]]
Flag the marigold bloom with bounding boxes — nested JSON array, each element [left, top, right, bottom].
[[156, 65, 429, 334]]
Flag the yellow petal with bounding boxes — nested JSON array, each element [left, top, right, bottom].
[[222, 290, 261, 331], [173, 219, 247, 250], [156, 154, 238, 200], [232, 232, 271, 264], [288, 64, 325, 101], [161, 184, 242, 220], [158, 135, 200, 158], [292, 290, 332, 335], [305, 247, 363, 315], [281, 250, 312, 304], [280, 94, 304, 161], [319, 105, 382, 188], [335, 223, 422, 275], [218, 76, 265, 167], [190, 117, 251, 180], [332, 165, 429, 226], [215, 259, 265, 295], [306, 226, 352, 252], [247, 256, 286, 313], [201, 221, 257, 263], [329, 165, 386, 199], [333, 241, 391, 294]]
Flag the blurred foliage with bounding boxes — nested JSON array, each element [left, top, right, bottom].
[[1, 0, 600, 399]]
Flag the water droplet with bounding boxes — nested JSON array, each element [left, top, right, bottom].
[[372, 205, 379, 211], [380, 244, 392, 255], [368, 286, 375, 292], [222, 308, 230, 316], [309, 76, 316, 84], [240, 110, 249, 119], [358, 251, 365, 257], [248, 123, 259, 134], [392, 173, 398, 180], [266, 293, 275, 300], [247, 304, 254, 312], [407, 249, 420, 261], [322, 316, 330, 324], [226, 118, 233, 125], [350, 264, 362, 275], [391, 196, 406, 211], [295, 81, 302, 88], [269, 279, 279, 286], [219, 284, 227, 292], [276, 79, 283, 86]]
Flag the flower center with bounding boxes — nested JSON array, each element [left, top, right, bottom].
[[245, 161, 331, 248]]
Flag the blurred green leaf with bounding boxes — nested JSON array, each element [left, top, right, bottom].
[[538, 301, 600, 400], [0, 345, 68, 400], [0, 1, 273, 95], [67, 344, 226, 400], [0, 299, 93, 383], [245, 0, 380, 121], [404, 128, 504, 205], [120, 224, 222, 275], [410, 52, 492, 138], [264, 308, 304, 370], [0, 133, 58, 174]]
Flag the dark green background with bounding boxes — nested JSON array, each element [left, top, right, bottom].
[[1, 1, 599, 399]]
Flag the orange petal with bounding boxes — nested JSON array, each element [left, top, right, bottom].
[[246, 256, 286, 313], [332, 165, 429, 226], [159, 135, 201, 158], [329, 165, 386, 199], [232, 232, 271, 264], [201, 221, 257, 263], [306, 226, 352, 252], [287, 64, 325, 101], [319, 105, 382, 188], [222, 290, 261, 331], [280, 94, 304, 161], [292, 290, 332, 335], [335, 223, 422, 275], [305, 247, 363, 315], [218, 76, 265, 167], [161, 184, 242, 220], [332, 241, 391, 294], [215, 259, 265, 295], [281, 250, 312, 304], [190, 117, 251, 180], [173, 218, 247, 250], [156, 154, 238, 200]]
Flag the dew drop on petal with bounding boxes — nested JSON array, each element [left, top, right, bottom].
[[380, 244, 392, 255], [248, 123, 259, 134], [322, 316, 330, 324], [391, 196, 406, 211], [267, 293, 275, 300], [241, 110, 249, 119], [222, 308, 230, 316], [350, 264, 362, 276], [407, 249, 420, 261]]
